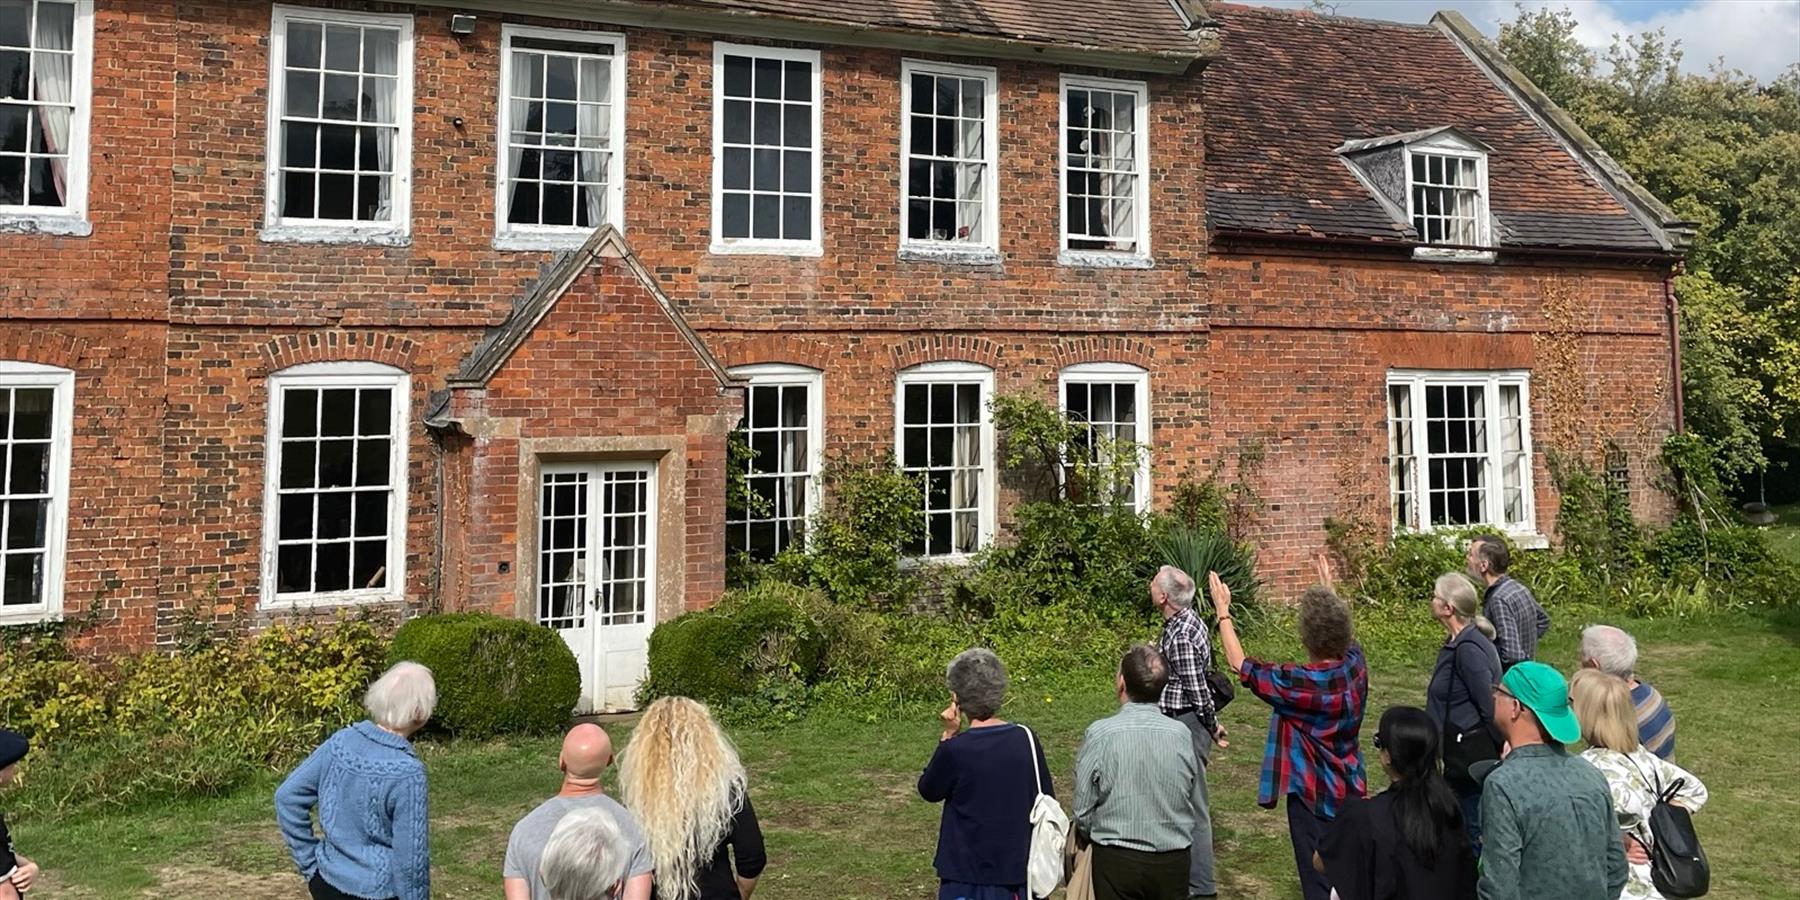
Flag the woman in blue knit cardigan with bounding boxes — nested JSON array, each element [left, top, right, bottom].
[[276, 661, 437, 900]]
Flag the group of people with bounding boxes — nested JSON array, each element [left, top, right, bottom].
[[272, 662, 765, 900], [918, 535, 1708, 900], [254, 533, 1705, 900]]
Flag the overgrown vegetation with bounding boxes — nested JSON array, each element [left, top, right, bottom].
[[387, 613, 580, 738], [0, 614, 390, 819]]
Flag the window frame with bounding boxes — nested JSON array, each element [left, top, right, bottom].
[[1058, 362, 1151, 513], [262, 4, 415, 245], [0, 361, 73, 624], [1057, 73, 1151, 268], [1402, 136, 1491, 261], [725, 363, 824, 560], [894, 361, 996, 562], [260, 361, 410, 609], [897, 58, 999, 262], [0, 0, 95, 234], [1385, 369, 1537, 537], [709, 41, 823, 257], [493, 24, 627, 251]]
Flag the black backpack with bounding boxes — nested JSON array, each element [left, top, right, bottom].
[[1630, 757, 1710, 898]]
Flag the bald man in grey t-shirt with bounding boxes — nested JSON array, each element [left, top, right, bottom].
[[503, 725, 654, 900]]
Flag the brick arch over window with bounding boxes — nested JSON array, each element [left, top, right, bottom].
[[712, 334, 836, 371], [256, 331, 419, 377], [1051, 337, 1156, 371], [890, 335, 1005, 371], [0, 329, 89, 371]]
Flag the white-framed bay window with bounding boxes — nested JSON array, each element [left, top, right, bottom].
[[1059, 74, 1149, 267], [0, 361, 73, 623], [494, 25, 625, 250], [0, 0, 93, 233], [1386, 370, 1534, 534], [263, 5, 413, 244], [726, 364, 823, 561], [711, 42, 821, 255], [1060, 363, 1150, 511], [896, 362, 994, 560], [262, 362, 409, 607], [899, 58, 997, 260]]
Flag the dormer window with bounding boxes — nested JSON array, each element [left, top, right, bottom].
[[1409, 149, 1483, 245], [1338, 127, 1492, 261]]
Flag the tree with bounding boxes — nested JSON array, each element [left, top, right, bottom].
[[1499, 5, 1800, 490]]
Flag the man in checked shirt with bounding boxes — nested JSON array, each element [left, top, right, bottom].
[[1150, 565, 1224, 899], [1467, 535, 1551, 670]]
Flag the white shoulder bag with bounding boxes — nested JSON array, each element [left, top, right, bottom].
[[1022, 725, 1069, 899]]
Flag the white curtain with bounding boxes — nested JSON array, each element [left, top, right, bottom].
[[508, 52, 534, 219], [1499, 386, 1525, 524], [367, 31, 398, 220], [33, 4, 73, 205], [576, 57, 609, 227], [955, 82, 982, 241], [951, 387, 981, 553], [778, 386, 806, 545]]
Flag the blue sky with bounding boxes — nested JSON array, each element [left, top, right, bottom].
[[1230, 0, 1800, 80]]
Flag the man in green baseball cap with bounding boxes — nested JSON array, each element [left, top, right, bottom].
[[1475, 662, 1627, 900]]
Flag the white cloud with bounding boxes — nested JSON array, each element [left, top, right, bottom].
[[1230, 0, 1800, 81]]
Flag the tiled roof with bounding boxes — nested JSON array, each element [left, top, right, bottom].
[[1202, 3, 1665, 252], [656, 0, 1203, 57]]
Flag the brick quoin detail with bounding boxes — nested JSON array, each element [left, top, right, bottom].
[[891, 335, 1007, 371], [257, 331, 420, 375], [1050, 337, 1158, 370]]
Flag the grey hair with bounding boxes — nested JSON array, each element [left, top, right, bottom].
[[1155, 565, 1197, 610], [364, 661, 438, 732], [945, 648, 1007, 720], [539, 807, 630, 900], [1434, 572, 1496, 641], [1581, 625, 1638, 679]]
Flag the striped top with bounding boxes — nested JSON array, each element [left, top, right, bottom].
[[1073, 702, 1203, 853], [1632, 680, 1676, 761]]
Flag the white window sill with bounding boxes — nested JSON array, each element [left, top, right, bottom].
[[1059, 249, 1154, 270], [898, 244, 1002, 266], [494, 229, 601, 252], [1510, 532, 1551, 551], [260, 224, 412, 247], [0, 608, 60, 627], [1413, 247, 1496, 264], [709, 239, 824, 258], [1410, 528, 1549, 551], [261, 590, 406, 610], [0, 213, 92, 237], [899, 552, 982, 569]]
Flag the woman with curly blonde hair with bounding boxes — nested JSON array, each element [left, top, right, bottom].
[[618, 697, 766, 900]]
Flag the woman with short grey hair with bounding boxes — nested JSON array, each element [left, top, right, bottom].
[[918, 648, 1054, 900], [276, 661, 437, 900], [540, 807, 631, 900]]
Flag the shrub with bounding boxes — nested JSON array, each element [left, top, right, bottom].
[[960, 500, 1156, 614], [769, 457, 924, 608], [1154, 525, 1265, 626], [388, 613, 579, 738]]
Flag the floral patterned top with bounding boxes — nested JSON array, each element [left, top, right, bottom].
[[1580, 746, 1709, 900]]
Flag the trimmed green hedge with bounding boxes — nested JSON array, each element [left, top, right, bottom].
[[640, 582, 866, 708], [388, 613, 579, 738]]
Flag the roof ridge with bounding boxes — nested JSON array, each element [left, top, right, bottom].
[[1209, 2, 1439, 32]]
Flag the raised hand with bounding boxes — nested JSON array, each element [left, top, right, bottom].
[[1207, 570, 1232, 619]]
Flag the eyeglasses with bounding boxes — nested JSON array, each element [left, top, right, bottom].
[[1373, 733, 1386, 750], [1494, 686, 1518, 702]]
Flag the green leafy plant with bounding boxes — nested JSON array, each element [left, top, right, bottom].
[[770, 455, 924, 608], [388, 613, 579, 738], [1154, 525, 1266, 628]]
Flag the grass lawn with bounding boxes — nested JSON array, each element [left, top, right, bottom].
[[20, 610, 1800, 900], [1766, 502, 1800, 567]]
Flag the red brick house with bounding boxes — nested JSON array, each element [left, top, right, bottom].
[[0, 0, 1683, 709]]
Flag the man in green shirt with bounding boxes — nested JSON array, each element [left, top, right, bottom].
[[1074, 644, 1206, 900], [1477, 661, 1627, 900]]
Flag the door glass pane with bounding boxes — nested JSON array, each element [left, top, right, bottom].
[[537, 471, 588, 629]]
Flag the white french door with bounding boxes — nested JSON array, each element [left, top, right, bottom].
[[537, 461, 657, 713]]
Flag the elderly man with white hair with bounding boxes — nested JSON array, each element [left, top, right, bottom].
[[539, 807, 634, 900], [1580, 625, 1676, 760], [1150, 564, 1221, 899], [277, 660, 437, 900]]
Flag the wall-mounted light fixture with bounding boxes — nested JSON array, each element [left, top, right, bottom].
[[450, 14, 477, 36]]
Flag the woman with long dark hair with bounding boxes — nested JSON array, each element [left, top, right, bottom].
[[1314, 707, 1476, 900]]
